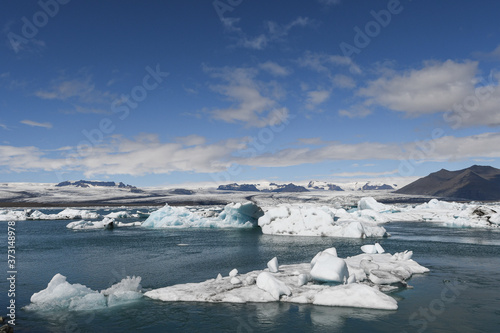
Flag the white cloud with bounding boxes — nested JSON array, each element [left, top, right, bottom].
[[204, 65, 290, 127], [20, 120, 52, 129], [298, 51, 362, 75], [359, 60, 477, 114], [237, 132, 500, 168], [175, 135, 206, 146], [355, 59, 500, 127], [0, 123, 7, 130], [2, 133, 500, 177], [331, 169, 399, 177], [338, 104, 371, 118], [306, 90, 331, 110], [473, 44, 500, 60], [259, 61, 291, 76], [0, 135, 245, 177], [332, 74, 356, 89], [34, 73, 116, 113], [238, 17, 313, 50]]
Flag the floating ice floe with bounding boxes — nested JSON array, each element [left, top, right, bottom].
[[257, 204, 389, 238], [66, 217, 142, 230], [144, 246, 429, 310], [333, 197, 500, 229], [0, 208, 101, 221], [141, 202, 263, 228], [25, 273, 142, 311]]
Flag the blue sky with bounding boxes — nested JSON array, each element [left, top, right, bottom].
[[1, 0, 500, 186]]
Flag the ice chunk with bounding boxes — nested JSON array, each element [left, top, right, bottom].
[[310, 253, 349, 283], [267, 257, 279, 273], [25, 274, 142, 311], [142, 202, 262, 228], [297, 274, 310, 287], [66, 217, 116, 230], [368, 270, 402, 285], [360, 259, 379, 275], [358, 197, 391, 212], [258, 204, 388, 238], [105, 211, 131, 219], [361, 245, 377, 254], [256, 272, 291, 300], [313, 284, 397, 310], [375, 243, 385, 254], [229, 269, 238, 277], [230, 277, 242, 285]]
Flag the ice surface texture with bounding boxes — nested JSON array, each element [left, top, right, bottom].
[[25, 274, 142, 311], [145, 246, 429, 310], [142, 202, 263, 228]]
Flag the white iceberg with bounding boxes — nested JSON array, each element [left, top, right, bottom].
[[145, 246, 428, 311], [142, 202, 263, 229], [25, 273, 142, 311], [66, 217, 116, 230], [267, 257, 279, 273], [256, 272, 292, 300], [257, 204, 388, 238], [310, 252, 349, 283]]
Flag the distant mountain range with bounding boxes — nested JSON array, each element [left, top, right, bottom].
[[395, 165, 500, 201], [217, 183, 309, 193], [217, 181, 396, 193], [56, 180, 143, 192], [307, 181, 395, 191]]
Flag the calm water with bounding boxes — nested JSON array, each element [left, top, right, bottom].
[[1, 208, 500, 332]]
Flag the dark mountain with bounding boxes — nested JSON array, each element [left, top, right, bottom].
[[218, 183, 260, 191], [56, 180, 141, 192], [395, 165, 500, 200], [217, 183, 309, 193], [362, 184, 394, 190], [271, 183, 309, 193]]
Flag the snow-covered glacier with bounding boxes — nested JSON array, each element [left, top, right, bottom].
[[141, 202, 264, 228]]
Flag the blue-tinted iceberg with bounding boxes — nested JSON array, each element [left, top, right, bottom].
[[142, 202, 263, 228]]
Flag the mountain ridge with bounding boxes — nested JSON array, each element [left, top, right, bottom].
[[395, 165, 500, 200]]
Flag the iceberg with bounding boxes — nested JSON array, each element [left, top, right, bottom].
[[66, 217, 116, 230], [0, 208, 101, 221], [309, 252, 349, 283], [145, 246, 428, 310], [25, 274, 142, 311], [142, 202, 263, 229], [257, 204, 388, 238]]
